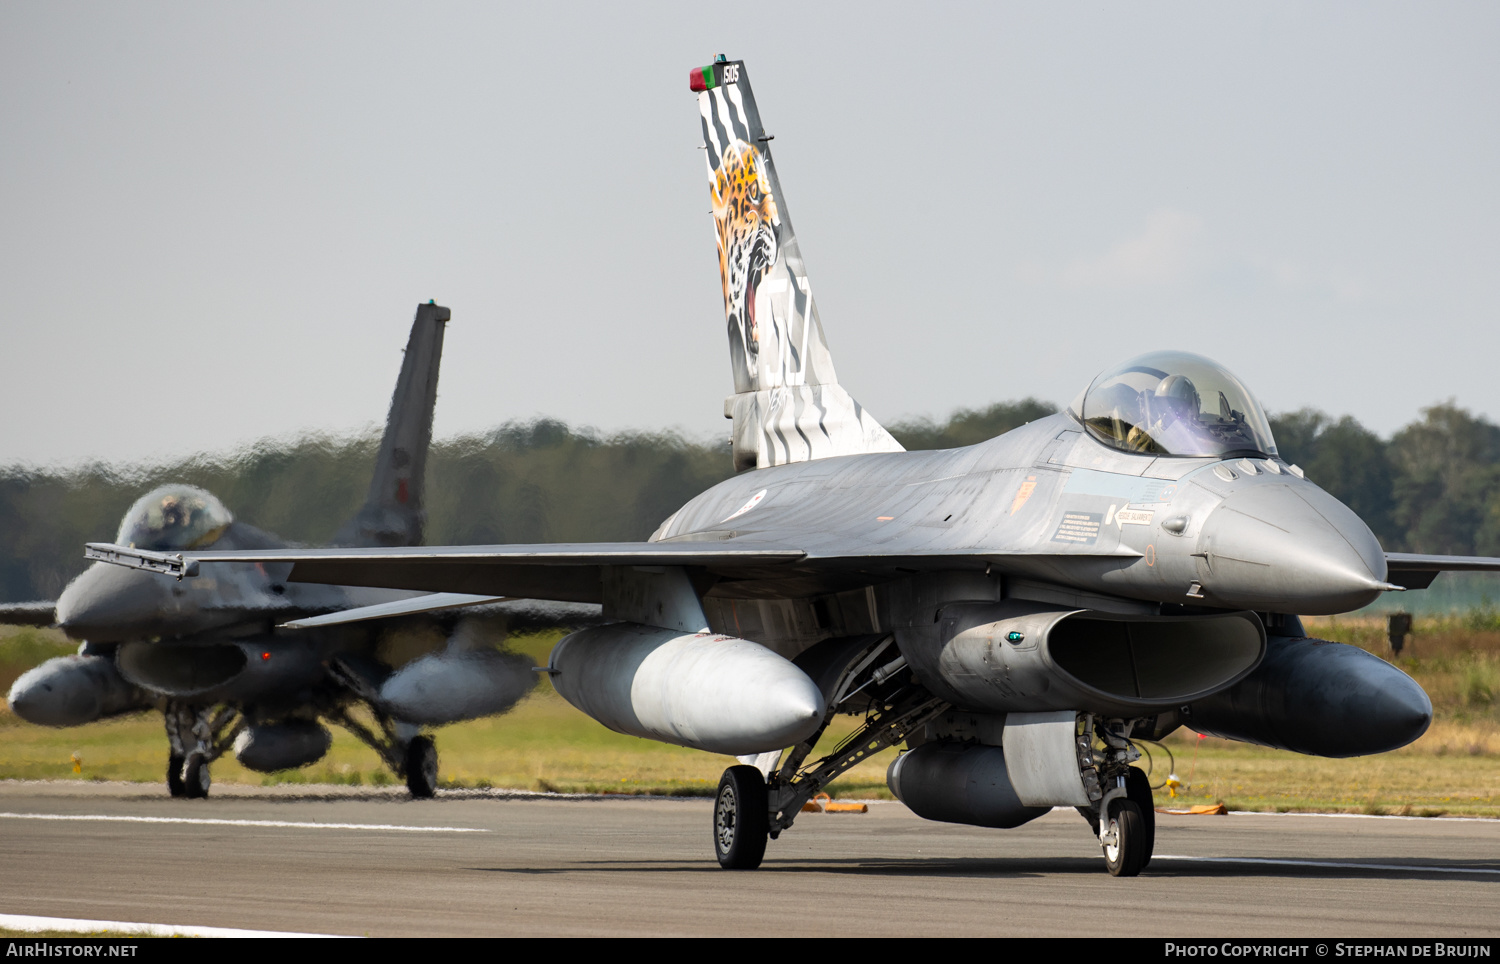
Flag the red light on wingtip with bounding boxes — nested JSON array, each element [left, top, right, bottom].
[[261, 652, 271, 661]]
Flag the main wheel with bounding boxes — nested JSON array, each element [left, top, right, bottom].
[[404, 735, 438, 799], [1125, 766, 1156, 869], [713, 765, 769, 870], [1102, 799, 1146, 877], [182, 752, 211, 799], [167, 753, 186, 798]]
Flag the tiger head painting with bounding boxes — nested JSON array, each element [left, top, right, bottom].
[[711, 139, 781, 382]]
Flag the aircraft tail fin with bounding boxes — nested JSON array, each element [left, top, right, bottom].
[[692, 58, 902, 471], [333, 302, 448, 548]]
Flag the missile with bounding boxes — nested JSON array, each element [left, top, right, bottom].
[[379, 649, 536, 725], [547, 623, 825, 755], [7, 654, 150, 727]]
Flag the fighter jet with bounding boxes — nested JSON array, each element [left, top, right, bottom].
[[88, 59, 1500, 875], [8, 303, 590, 798]]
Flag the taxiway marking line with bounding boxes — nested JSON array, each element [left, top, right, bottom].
[[0, 913, 350, 938], [0, 812, 486, 833], [1155, 855, 1500, 875]]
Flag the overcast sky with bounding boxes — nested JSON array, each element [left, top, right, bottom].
[[2, 2, 1496, 467]]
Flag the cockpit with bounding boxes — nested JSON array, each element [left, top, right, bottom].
[[1070, 351, 1279, 459], [116, 485, 233, 552]]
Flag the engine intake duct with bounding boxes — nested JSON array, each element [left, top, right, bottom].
[[116, 638, 327, 703], [923, 602, 1265, 716]]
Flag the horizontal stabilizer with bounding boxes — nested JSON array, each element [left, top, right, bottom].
[[280, 593, 605, 632], [1384, 552, 1500, 590], [280, 592, 507, 629], [0, 601, 57, 627]]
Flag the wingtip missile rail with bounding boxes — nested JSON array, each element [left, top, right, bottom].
[[84, 543, 199, 579]]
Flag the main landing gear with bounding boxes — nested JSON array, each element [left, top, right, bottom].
[[713, 765, 769, 869], [712, 636, 946, 870], [403, 735, 439, 799], [325, 692, 439, 799]]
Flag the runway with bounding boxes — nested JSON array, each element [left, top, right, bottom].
[[0, 781, 1496, 938]]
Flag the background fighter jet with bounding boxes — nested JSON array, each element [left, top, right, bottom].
[[92, 59, 1500, 875], [8, 303, 589, 798]]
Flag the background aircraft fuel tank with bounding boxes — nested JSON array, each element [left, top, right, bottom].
[[378, 649, 535, 725], [1185, 634, 1432, 757], [7, 654, 151, 727], [548, 623, 825, 755], [232, 720, 332, 772]]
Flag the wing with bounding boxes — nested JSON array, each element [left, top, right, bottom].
[[86, 541, 810, 603], [1385, 552, 1500, 590], [85, 540, 1138, 603]]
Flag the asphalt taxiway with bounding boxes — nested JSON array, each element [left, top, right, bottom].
[[0, 781, 1495, 937]]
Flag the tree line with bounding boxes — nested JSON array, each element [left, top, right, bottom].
[[1, 399, 1496, 602]]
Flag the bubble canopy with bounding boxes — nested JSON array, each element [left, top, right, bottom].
[[1070, 351, 1279, 458], [116, 485, 234, 552]]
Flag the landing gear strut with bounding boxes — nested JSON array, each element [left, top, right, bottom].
[[324, 679, 439, 799], [711, 636, 947, 870]]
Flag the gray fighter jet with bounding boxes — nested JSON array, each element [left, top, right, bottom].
[[89, 59, 1500, 875], [9, 303, 587, 798]]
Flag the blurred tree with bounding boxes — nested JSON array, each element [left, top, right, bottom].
[[890, 399, 1058, 450], [1388, 403, 1500, 556], [1269, 409, 1397, 546]]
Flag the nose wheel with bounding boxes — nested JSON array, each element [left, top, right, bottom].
[[1101, 799, 1146, 877], [713, 765, 769, 869], [181, 751, 211, 799], [167, 753, 186, 798]]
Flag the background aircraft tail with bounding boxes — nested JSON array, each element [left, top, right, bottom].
[[692, 57, 902, 471], [332, 302, 448, 547]]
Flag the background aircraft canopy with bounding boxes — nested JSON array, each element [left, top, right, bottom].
[[116, 484, 233, 551], [1071, 350, 1279, 458]]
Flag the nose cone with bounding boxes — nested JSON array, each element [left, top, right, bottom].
[[1198, 481, 1390, 614], [55, 563, 177, 642]]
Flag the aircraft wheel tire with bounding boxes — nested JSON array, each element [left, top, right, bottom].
[[182, 753, 211, 800], [167, 754, 186, 798], [713, 765, 769, 870], [405, 736, 438, 799], [1103, 800, 1146, 877], [1125, 766, 1156, 868]]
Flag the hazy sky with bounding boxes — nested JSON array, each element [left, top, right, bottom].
[[2, 2, 1496, 467]]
